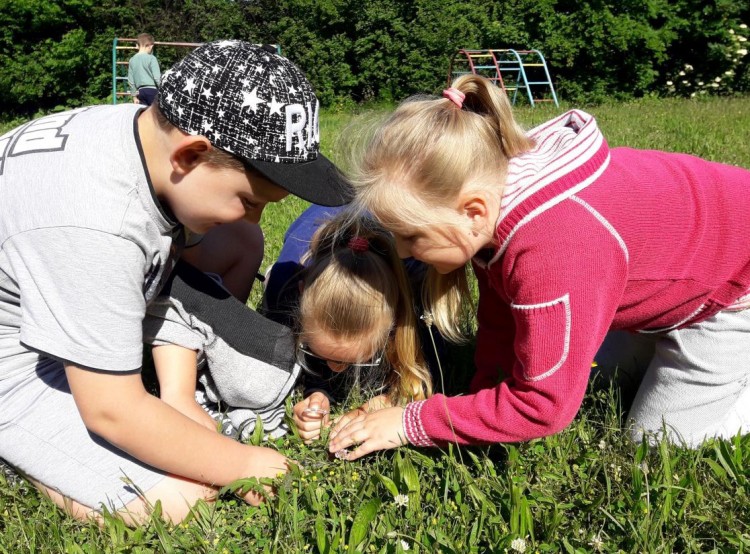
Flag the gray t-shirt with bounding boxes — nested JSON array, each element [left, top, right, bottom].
[[0, 104, 181, 376]]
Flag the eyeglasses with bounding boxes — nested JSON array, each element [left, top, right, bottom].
[[297, 344, 383, 372]]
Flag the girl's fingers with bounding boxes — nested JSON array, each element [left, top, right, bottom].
[[302, 406, 329, 418], [338, 441, 376, 461], [299, 431, 319, 443], [331, 410, 366, 435], [329, 423, 368, 452], [297, 416, 330, 432]]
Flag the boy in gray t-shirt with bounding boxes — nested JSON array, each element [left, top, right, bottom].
[[0, 41, 351, 524]]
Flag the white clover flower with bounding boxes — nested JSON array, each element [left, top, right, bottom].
[[715, 76, 722, 82], [740, 36, 748, 42], [691, 92, 696, 98], [726, 70, 735, 75], [640, 461, 649, 475], [738, 48, 748, 56], [510, 538, 527, 553], [400, 540, 410, 551], [589, 534, 605, 551], [393, 494, 409, 507], [666, 80, 673, 86], [712, 82, 719, 88], [685, 63, 694, 71], [598, 440, 607, 450], [698, 81, 705, 86], [741, 23, 748, 29], [679, 70, 686, 76]]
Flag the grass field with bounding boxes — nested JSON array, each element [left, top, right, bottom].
[[2, 96, 750, 553]]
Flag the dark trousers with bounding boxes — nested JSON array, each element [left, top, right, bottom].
[[137, 87, 158, 106]]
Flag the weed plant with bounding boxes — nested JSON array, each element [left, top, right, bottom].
[[2, 97, 750, 553]]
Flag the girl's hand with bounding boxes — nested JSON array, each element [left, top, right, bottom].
[[292, 392, 331, 443], [328, 393, 392, 437], [328, 406, 407, 461]]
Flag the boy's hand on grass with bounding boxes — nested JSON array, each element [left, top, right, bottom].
[[293, 392, 331, 443], [239, 446, 290, 506], [328, 406, 407, 461]]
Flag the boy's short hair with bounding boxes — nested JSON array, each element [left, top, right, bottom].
[[158, 40, 352, 207], [136, 33, 155, 48]]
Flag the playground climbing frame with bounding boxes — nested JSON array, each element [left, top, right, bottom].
[[448, 48, 559, 107]]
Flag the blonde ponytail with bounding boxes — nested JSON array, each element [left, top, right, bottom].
[[451, 74, 534, 159]]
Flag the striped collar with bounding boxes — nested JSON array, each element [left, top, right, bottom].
[[477, 110, 610, 268]]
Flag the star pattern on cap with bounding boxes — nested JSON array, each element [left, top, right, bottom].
[[183, 77, 197, 95], [241, 88, 263, 112], [268, 96, 284, 116], [158, 40, 322, 165]]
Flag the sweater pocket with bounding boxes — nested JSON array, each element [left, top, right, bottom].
[[511, 293, 570, 382]]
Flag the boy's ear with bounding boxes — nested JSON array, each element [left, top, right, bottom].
[[170, 135, 213, 175]]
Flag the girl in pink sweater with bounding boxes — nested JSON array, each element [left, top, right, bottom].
[[328, 74, 750, 459]]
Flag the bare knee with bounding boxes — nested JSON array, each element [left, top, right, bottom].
[[182, 221, 265, 303], [29, 478, 102, 524], [29, 474, 217, 526], [121, 475, 218, 525]]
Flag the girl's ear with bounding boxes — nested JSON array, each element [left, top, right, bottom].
[[170, 135, 212, 175], [459, 192, 490, 229]]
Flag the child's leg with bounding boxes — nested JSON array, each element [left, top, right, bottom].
[[628, 309, 750, 447], [591, 330, 657, 409], [0, 359, 214, 525], [181, 221, 264, 303], [31, 470, 217, 525]]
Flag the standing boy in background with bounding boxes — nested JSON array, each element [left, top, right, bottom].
[[127, 33, 161, 106]]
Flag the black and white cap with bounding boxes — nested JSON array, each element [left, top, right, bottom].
[[158, 40, 352, 207]]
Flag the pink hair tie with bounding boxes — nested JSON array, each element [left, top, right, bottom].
[[348, 236, 370, 253], [442, 87, 465, 108]]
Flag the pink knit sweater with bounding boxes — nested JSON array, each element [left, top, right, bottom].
[[402, 111, 750, 447]]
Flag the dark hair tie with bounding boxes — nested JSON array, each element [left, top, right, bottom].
[[347, 236, 370, 253]]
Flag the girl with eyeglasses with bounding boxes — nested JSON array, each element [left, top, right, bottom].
[[286, 209, 434, 443]]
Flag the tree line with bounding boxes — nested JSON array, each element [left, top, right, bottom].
[[1, 0, 749, 118]]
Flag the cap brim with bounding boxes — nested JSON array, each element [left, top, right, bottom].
[[246, 154, 353, 207]]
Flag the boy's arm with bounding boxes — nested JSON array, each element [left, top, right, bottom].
[[151, 56, 161, 84], [127, 62, 136, 96], [152, 344, 217, 431], [65, 363, 288, 500]]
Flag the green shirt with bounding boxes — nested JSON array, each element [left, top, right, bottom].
[[127, 52, 161, 95]]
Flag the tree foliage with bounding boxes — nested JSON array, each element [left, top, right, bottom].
[[1, 0, 749, 117]]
